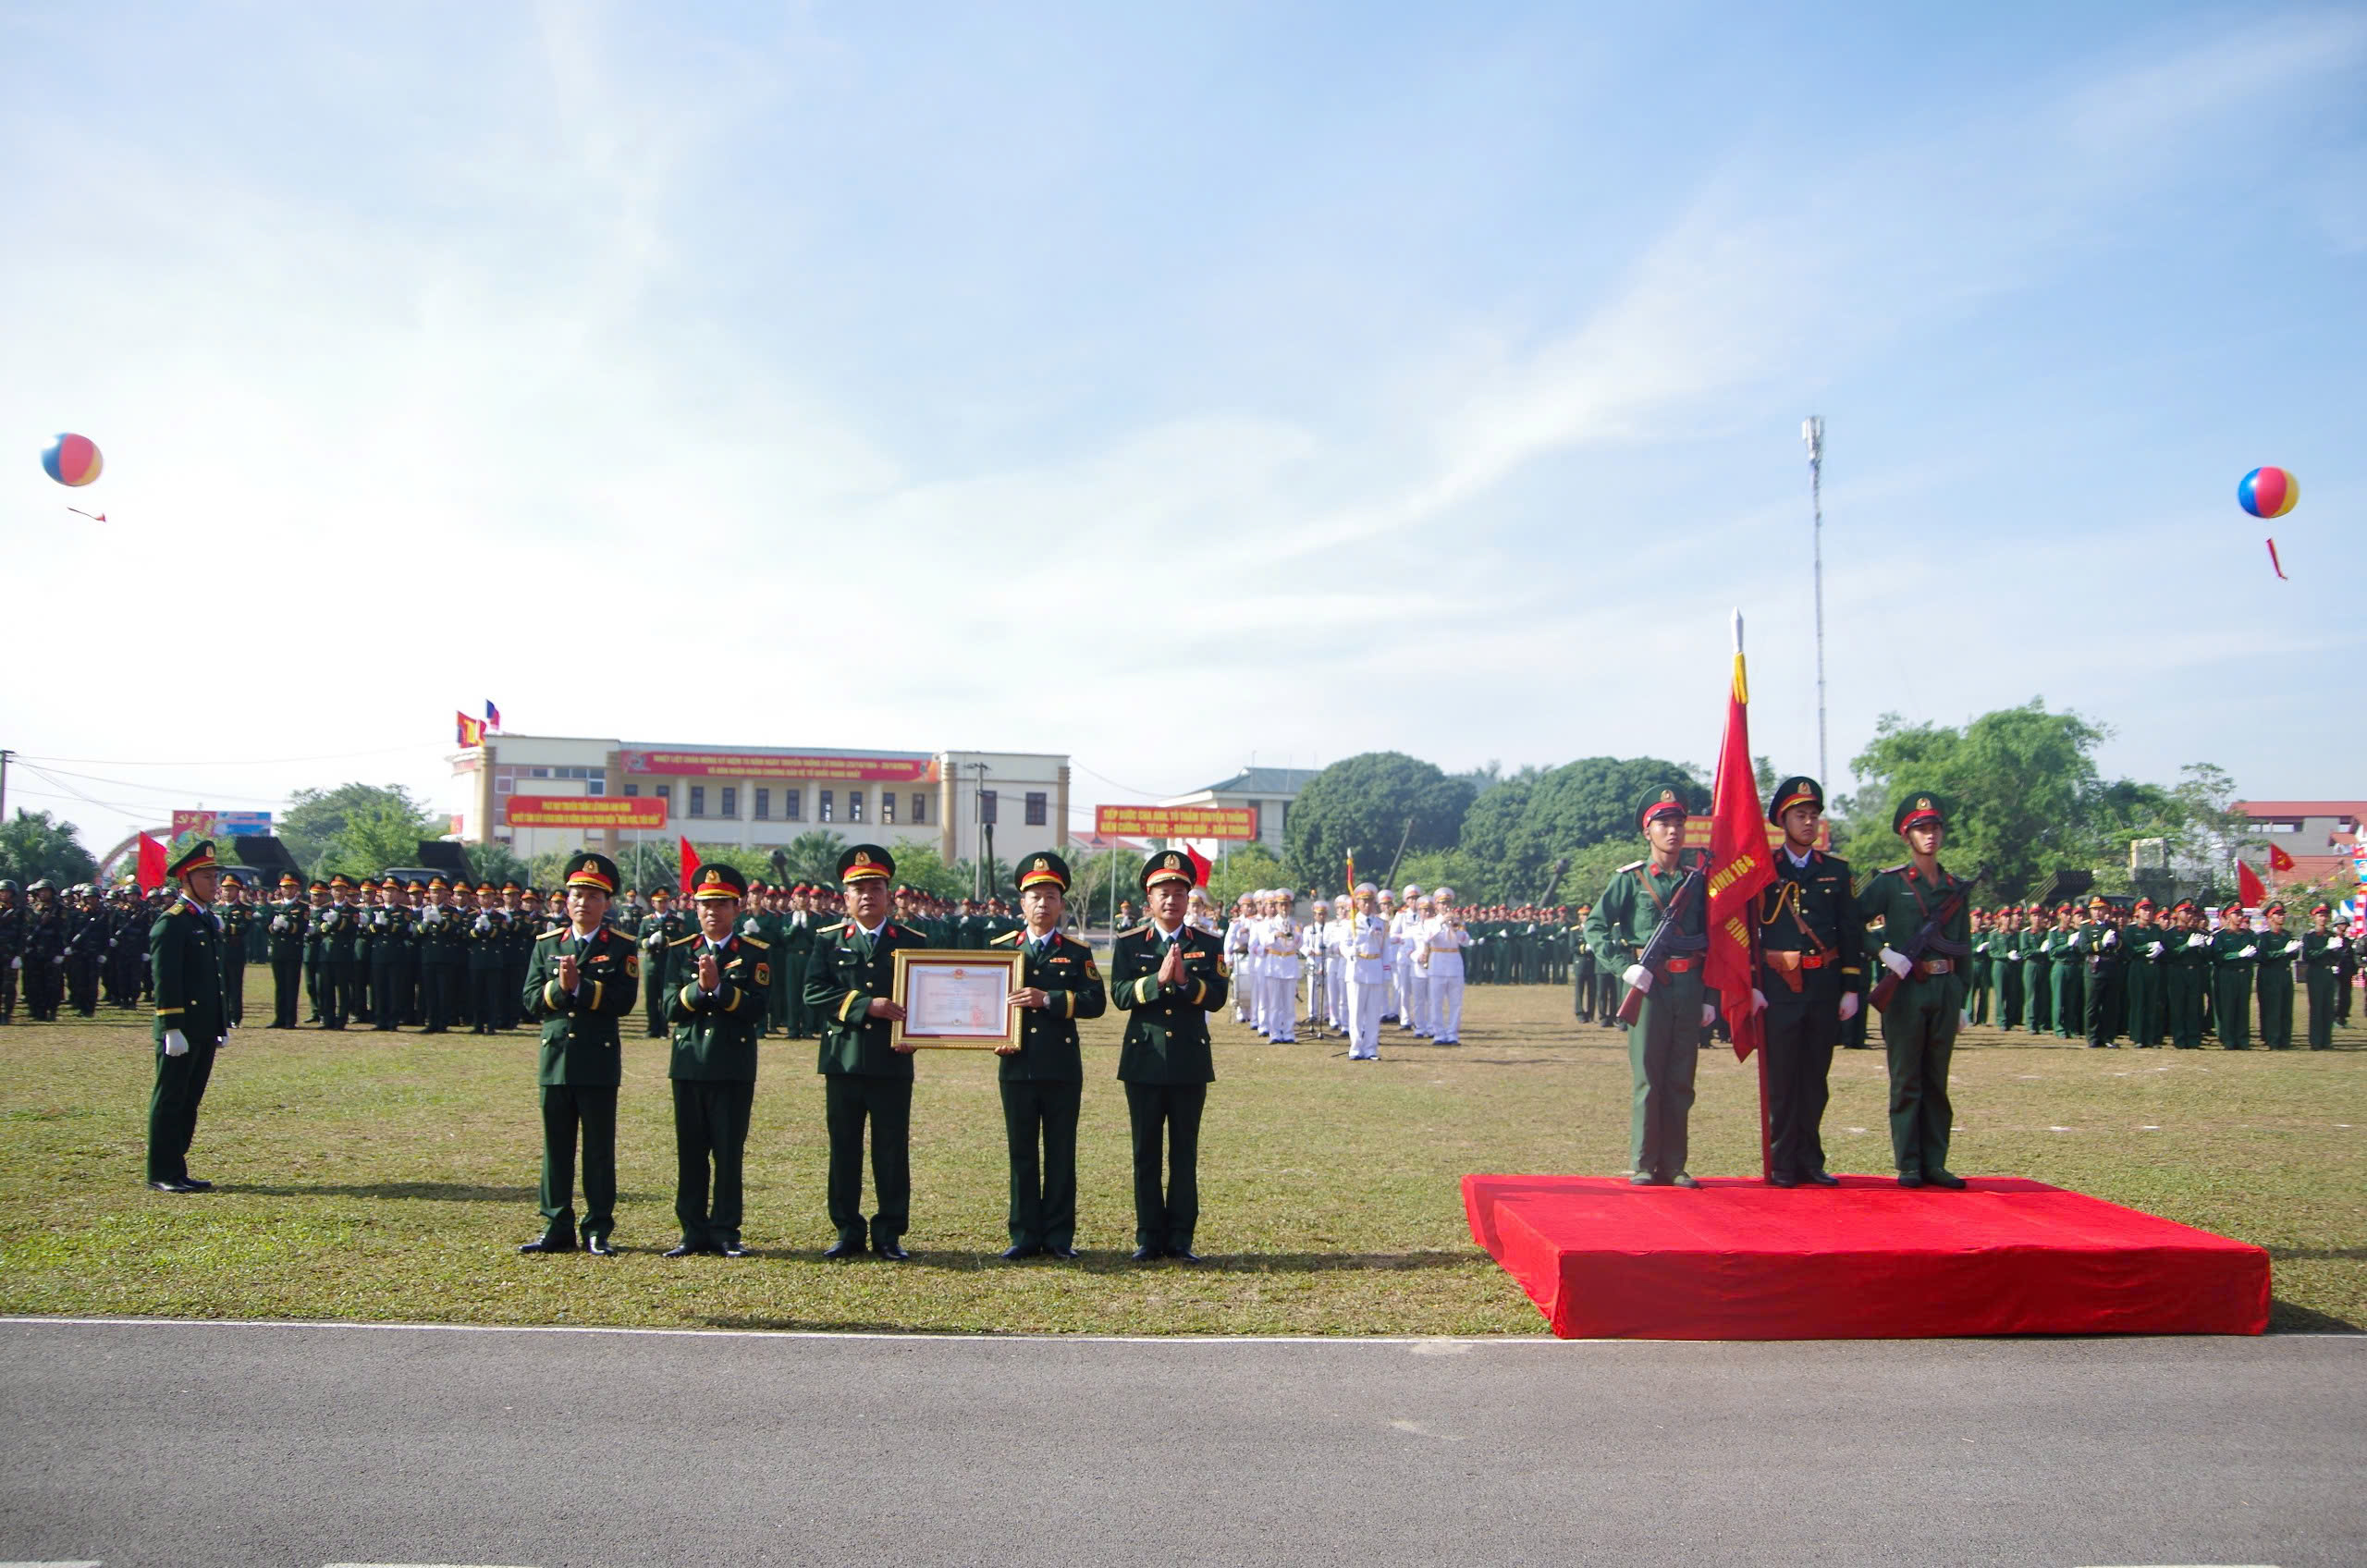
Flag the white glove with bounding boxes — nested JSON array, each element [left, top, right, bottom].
[[164, 1029, 189, 1058], [1749, 987, 1768, 1013], [473, 914, 491, 933], [1699, 1003, 1717, 1027], [2005, 950, 2020, 962], [1622, 963, 1652, 994], [2188, 934, 2209, 949], [1838, 992, 1860, 1022], [2240, 946, 2258, 959], [2102, 929, 2117, 948], [8, 956, 18, 970], [1879, 945, 1912, 977], [2149, 942, 2165, 958], [742, 918, 760, 936]]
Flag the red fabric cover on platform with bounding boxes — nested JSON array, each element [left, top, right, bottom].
[[1464, 1174, 2269, 1340]]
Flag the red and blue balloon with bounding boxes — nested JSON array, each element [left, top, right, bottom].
[[2237, 465, 2298, 520], [42, 432, 104, 487]]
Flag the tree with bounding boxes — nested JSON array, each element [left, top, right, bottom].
[[280, 783, 438, 875], [463, 839, 535, 888], [0, 809, 100, 888], [1206, 843, 1284, 909], [314, 797, 443, 878], [1283, 753, 1476, 889], [1457, 756, 1708, 904], [778, 830, 848, 888]]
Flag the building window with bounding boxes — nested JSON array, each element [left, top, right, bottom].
[[720, 786, 737, 818], [623, 784, 640, 797], [690, 786, 706, 817], [656, 784, 671, 802], [980, 790, 998, 826], [495, 777, 514, 795], [912, 793, 927, 825], [820, 790, 834, 823], [754, 789, 770, 820], [784, 789, 801, 821], [850, 790, 865, 823], [531, 767, 549, 778], [1024, 791, 1048, 827], [588, 778, 605, 797], [880, 792, 895, 825]]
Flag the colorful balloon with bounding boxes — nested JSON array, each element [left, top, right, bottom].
[[41, 433, 103, 487], [2238, 465, 2298, 520]]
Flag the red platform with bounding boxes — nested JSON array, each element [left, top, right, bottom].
[[1464, 1174, 2269, 1340]]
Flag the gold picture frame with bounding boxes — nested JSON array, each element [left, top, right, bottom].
[[889, 949, 1025, 1050]]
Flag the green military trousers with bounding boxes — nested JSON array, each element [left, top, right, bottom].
[[1881, 974, 1963, 1179], [1628, 974, 1702, 1181], [537, 1084, 618, 1245], [2306, 971, 2337, 1049], [1000, 1080, 1083, 1252], [2052, 963, 2083, 1039], [672, 1078, 754, 1251], [824, 1075, 911, 1250], [2124, 963, 2163, 1046], [2257, 969, 2294, 1050], [1123, 1081, 1207, 1256], [2212, 968, 2252, 1049], [2165, 967, 2206, 1048], [147, 1037, 218, 1185]]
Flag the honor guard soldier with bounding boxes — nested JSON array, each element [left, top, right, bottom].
[[989, 851, 1109, 1259], [2122, 899, 2168, 1047], [803, 844, 926, 1261], [365, 879, 411, 1031], [1111, 849, 1231, 1260], [1749, 778, 1860, 1187], [1345, 884, 1388, 1060], [148, 841, 230, 1194], [664, 864, 768, 1257], [639, 887, 687, 1038], [2255, 902, 2300, 1049], [2210, 901, 2260, 1048], [1858, 793, 1974, 1189], [466, 882, 509, 1033], [2076, 894, 2125, 1048], [2302, 906, 2344, 1049], [0, 879, 21, 1024], [216, 873, 255, 1026], [1583, 788, 1711, 1188], [518, 852, 641, 1256], [777, 886, 819, 1038], [264, 874, 305, 1027]]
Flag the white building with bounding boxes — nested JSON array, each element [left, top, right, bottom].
[[1159, 766, 1318, 857], [452, 735, 1070, 872]]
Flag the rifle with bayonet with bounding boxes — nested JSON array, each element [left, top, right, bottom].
[[1613, 856, 1710, 1026], [1867, 863, 1991, 1012]]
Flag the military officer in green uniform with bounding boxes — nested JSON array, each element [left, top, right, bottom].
[[803, 844, 926, 1260], [2165, 900, 2212, 1047], [415, 876, 462, 1032], [148, 841, 230, 1194], [1748, 778, 1861, 1187], [1568, 904, 1597, 1023], [2255, 901, 2299, 1049], [518, 851, 640, 1255], [265, 872, 306, 1028], [2074, 894, 2124, 1048], [2121, 898, 2168, 1047], [989, 851, 1109, 1260], [638, 887, 687, 1039], [2025, 908, 2058, 1035], [1111, 849, 1230, 1260], [215, 873, 255, 1027], [777, 884, 819, 1038], [1994, 905, 2026, 1030], [664, 863, 768, 1256], [1857, 792, 1974, 1189], [2302, 905, 2344, 1049], [2210, 902, 2260, 1049], [367, 880, 412, 1031], [1583, 788, 1711, 1188]]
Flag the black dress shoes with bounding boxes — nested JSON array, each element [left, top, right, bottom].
[[874, 1241, 911, 1262], [178, 1177, 214, 1192], [1804, 1170, 1840, 1187], [584, 1235, 615, 1256], [1044, 1244, 1080, 1260], [1170, 1248, 1203, 1264], [1897, 1172, 1925, 1189], [519, 1236, 578, 1254], [1924, 1170, 1968, 1190], [823, 1239, 864, 1260], [719, 1242, 749, 1257], [662, 1243, 709, 1258], [1130, 1246, 1163, 1262], [148, 1179, 197, 1194], [1000, 1244, 1042, 1261], [1670, 1173, 1700, 1189], [1766, 1171, 1799, 1188], [1629, 1172, 1659, 1187]]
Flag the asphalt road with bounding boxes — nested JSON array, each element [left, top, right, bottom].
[[2, 1317, 2361, 1568]]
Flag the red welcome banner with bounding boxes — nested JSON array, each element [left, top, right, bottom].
[[1095, 805, 1259, 839], [505, 795, 668, 829], [619, 749, 935, 783]]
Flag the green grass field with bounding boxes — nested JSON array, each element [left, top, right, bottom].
[[2, 978, 2360, 1334]]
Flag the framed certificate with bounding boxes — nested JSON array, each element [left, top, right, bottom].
[[890, 949, 1024, 1049]]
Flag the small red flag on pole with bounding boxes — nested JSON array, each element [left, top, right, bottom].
[[1186, 845, 1212, 888], [135, 832, 167, 893], [2267, 843, 2296, 876], [679, 837, 701, 900]]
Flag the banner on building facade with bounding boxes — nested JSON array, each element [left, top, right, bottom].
[[1094, 804, 1259, 839], [505, 795, 669, 829]]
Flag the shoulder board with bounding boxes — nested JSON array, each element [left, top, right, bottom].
[[535, 927, 566, 941], [1820, 853, 1850, 873], [740, 936, 770, 951], [1616, 860, 1645, 874], [668, 933, 702, 948], [1117, 924, 1150, 938], [816, 921, 847, 936], [989, 929, 1023, 946], [1879, 864, 1908, 876]]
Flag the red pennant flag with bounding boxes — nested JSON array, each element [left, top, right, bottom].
[[679, 836, 701, 900], [1186, 845, 1212, 887], [2236, 860, 2266, 909], [135, 832, 167, 893], [2268, 843, 2296, 874], [1705, 618, 1775, 1065]]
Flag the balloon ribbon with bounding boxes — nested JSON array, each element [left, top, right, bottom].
[[2265, 538, 2287, 581]]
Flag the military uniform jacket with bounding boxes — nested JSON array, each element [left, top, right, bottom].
[[1110, 922, 1229, 1085], [367, 904, 413, 958], [2211, 928, 2261, 971], [2122, 921, 2168, 968], [151, 897, 228, 1047], [2071, 921, 2122, 977], [1583, 859, 1707, 982], [521, 923, 642, 1087], [2255, 930, 2300, 976], [1755, 848, 1863, 1004], [989, 927, 1109, 1083], [803, 920, 928, 1081], [1854, 864, 1973, 982], [2302, 932, 2345, 974], [666, 931, 769, 1082], [416, 902, 464, 962]]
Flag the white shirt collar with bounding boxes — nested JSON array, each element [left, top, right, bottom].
[[1784, 844, 1814, 868]]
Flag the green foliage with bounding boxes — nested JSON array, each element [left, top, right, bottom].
[[1394, 848, 1487, 902], [280, 783, 436, 876], [1455, 756, 1708, 904], [314, 798, 441, 879], [777, 830, 848, 888], [1283, 752, 1476, 889], [1206, 843, 1284, 909], [462, 840, 534, 887], [0, 809, 99, 888], [881, 841, 968, 900]]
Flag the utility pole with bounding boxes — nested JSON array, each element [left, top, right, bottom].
[[1802, 417, 1828, 788], [0, 748, 10, 827], [966, 762, 991, 899]]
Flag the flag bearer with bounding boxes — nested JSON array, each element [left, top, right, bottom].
[[1750, 777, 1860, 1187]]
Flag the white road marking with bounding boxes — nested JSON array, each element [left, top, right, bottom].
[[0, 1560, 104, 1566]]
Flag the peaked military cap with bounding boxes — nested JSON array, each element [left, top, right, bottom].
[[1638, 786, 1688, 831], [647, 885, 673, 900], [838, 843, 894, 883], [278, 873, 302, 888], [692, 863, 748, 900], [1892, 791, 1948, 834], [309, 878, 331, 892], [1015, 850, 1072, 892], [327, 872, 355, 890], [501, 879, 522, 892], [1767, 776, 1823, 826], [165, 839, 219, 880], [1141, 849, 1195, 889], [563, 851, 620, 893], [426, 875, 449, 890], [2262, 900, 2286, 915]]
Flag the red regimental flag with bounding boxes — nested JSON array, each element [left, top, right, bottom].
[[1705, 640, 1774, 1064], [679, 837, 701, 900], [136, 832, 167, 894], [2236, 860, 2266, 909], [2267, 843, 2296, 874], [1186, 845, 1212, 888]]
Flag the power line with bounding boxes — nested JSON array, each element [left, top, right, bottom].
[[16, 743, 430, 767], [18, 762, 284, 805]]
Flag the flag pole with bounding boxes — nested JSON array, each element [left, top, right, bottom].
[[1734, 610, 1774, 1182]]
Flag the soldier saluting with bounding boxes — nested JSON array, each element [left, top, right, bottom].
[[518, 851, 641, 1256], [1858, 793, 1974, 1189], [1748, 777, 1861, 1187]]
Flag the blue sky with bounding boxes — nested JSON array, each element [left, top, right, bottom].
[[4, 2, 2361, 858]]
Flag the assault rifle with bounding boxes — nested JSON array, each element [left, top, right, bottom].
[[1613, 857, 1709, 1026], [1867, 864, 1990, 1013]]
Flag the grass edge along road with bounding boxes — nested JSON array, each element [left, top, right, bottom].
[[2, 981, 2360, 1335]]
